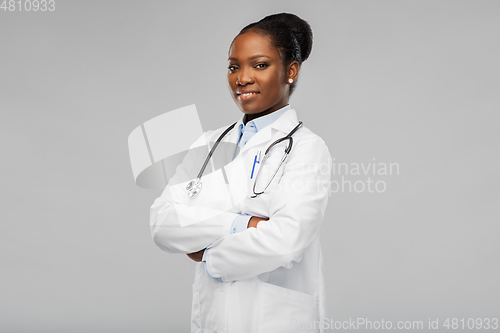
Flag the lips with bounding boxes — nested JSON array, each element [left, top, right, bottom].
[[236, 90, 260, 101]]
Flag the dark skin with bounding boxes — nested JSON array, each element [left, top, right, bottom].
[[187, 216, 268, 262], [187, 29, 300, 262]]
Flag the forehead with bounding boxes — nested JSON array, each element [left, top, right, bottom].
[[228, 30, 279, 60]]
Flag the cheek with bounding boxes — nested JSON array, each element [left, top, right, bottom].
[[264, 78, 284, 97], [262, 72, 281, 91], [227, 77, 236, 90]]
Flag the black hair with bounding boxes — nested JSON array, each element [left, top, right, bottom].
[[231, 13, 313, 96]]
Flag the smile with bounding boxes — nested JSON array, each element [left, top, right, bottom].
[[237, 92, 260, 101]]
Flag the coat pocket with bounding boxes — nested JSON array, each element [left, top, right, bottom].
[[257, 282, 319, 333], [191, 283, 202, 333]]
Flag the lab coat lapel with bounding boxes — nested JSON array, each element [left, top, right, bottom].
[[271, 108, 299, 135], [221, 117, 244, 163]]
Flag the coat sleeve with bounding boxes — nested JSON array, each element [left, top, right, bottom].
[[149, 131, 240, 254], [204, 135, 332, 282]]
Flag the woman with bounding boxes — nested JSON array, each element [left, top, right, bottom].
[[150, 13, 332, 333]]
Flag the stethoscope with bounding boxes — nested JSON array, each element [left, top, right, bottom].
[[186, 120, 303, 198]]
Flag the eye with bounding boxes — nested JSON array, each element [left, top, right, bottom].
[[255, 63, 269, 69], [228, 65, 238, 73]]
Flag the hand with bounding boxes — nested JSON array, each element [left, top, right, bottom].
[[247, 216, 269, 228], [187, 248, 206, 262]]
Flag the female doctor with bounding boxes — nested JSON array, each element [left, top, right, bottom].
[[150, 13, 332, 333]]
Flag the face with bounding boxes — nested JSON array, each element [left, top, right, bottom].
[[227, 30, 297, 122]]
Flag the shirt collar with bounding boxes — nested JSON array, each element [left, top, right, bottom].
[[241, 104, 291, 133]]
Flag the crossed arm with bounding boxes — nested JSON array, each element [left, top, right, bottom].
[[186, 216, 268, 262], [150, 134, 332, 282]]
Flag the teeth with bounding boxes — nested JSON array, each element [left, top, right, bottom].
[[240, 92, 257, 96]]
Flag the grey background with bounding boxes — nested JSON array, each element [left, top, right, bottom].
[[1, 0, 499, 332]]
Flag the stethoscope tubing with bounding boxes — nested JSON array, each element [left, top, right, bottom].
[[251, 121, 303, 197], [187, 120, 303, 198], [195, 122, 237, 179]]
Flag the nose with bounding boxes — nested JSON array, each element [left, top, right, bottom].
[[237, 67, 254, 85]]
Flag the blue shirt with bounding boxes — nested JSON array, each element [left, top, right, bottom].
[[202, 104, 291, 280]]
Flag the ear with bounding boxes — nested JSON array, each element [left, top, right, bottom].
[[287, 61, 300, 83]]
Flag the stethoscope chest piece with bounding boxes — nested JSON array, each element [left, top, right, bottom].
[[186, 178, 202, 198]]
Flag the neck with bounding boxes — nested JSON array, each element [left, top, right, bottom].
[[243, 103, 289, 125]]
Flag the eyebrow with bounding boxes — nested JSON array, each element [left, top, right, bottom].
[[228, 55, 271, 61]]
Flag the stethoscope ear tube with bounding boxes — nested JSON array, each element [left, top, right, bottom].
[[251, 121, 303, 198], [288, 121, 303, 137], [263, 121, 302, 155], [195, 122, 237, 179], [187, 122, 236, 198], [265, 136, 293, 155]]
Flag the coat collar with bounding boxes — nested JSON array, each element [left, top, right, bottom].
[[223, 108, 299, 160]]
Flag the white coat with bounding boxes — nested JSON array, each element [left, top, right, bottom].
[[150, 108, 333, 333]]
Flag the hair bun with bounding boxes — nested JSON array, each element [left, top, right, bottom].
[[260, 13, 313, 62]]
